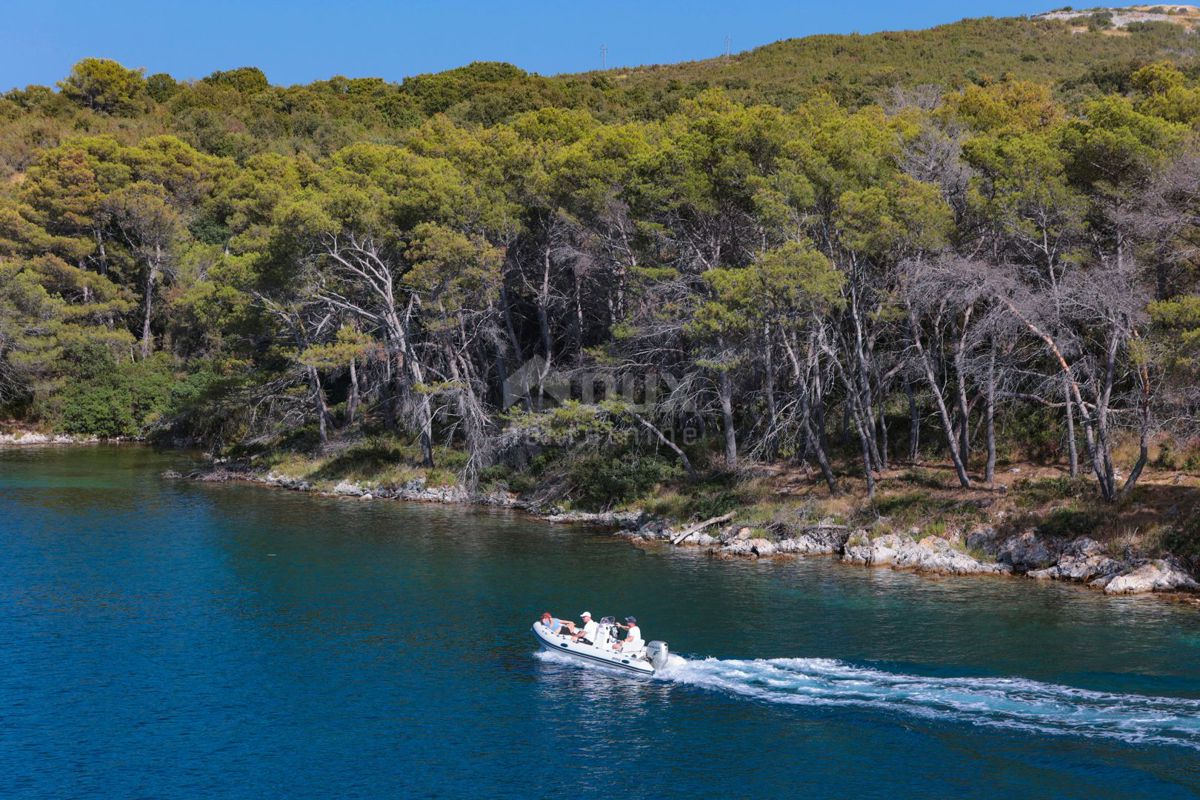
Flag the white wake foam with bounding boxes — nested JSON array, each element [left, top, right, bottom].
[[537, 650, 1200, 749]]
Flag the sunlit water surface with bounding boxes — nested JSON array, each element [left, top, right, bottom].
[[2, 447, 1199, 798]]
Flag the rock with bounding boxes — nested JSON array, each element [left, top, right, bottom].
[[0, 431, 99, 445], [333, 480, 364, 497], [965, 526, 999, 555], [842, 532, 904, 566], [632, 520, 669, 540], [1027, 538, 1125, 583], [736, 526, 753, 541], [775, 524, 852, 555], [359, 493, 373, 500], [842, 531, 1010, 575], [748, 538, 776, 557], [544, 509, 641, 528], [721, 537, 777, 557], [996, 531, 1063, 573], [193, 467, 243, 482], [1102, 559, 1200, 595], [161, 470, 183, 479]]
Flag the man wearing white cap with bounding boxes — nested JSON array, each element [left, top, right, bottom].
[[570, 611, 600, 645]]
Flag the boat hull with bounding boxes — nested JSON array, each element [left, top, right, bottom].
[[531, 623, 656, 675]]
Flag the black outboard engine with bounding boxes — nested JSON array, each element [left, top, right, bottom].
[[646, 640, 670, 671]]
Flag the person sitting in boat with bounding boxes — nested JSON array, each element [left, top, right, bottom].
[[613, 616, 643, 652], [570, 611, 599, 645], [539, 611, 565, 635]]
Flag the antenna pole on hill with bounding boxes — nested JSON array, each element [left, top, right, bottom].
[[601, 44, 608, 70], [724, 34, 731, 59]]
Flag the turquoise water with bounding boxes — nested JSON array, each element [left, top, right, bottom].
[[2, 447, 1200, 798]]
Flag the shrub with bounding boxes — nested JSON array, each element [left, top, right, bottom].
[[60, 353, 175, 438], [566, 451, 681, 511], [921, 520, 948, 538]]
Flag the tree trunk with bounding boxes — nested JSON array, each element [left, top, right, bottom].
[[632, 411, 697, 481], [953, 312, 972, 466], [782, 330, 837, 494], [307, 365, 329, 447], [985, 343, 997, 487], [763, 323, 779, 459], [718, 369, 738, 469], [140, 250, 159, 359], [877, 405, 889, 472], [908, 306, 971, 488], [1064, 378, 1079, 478], [906, 378, 921, 463], [346, 357, 360, 427]]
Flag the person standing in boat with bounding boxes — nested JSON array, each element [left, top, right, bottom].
[[613, 616, 643, 652]]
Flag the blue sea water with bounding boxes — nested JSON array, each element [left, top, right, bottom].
[[2, 446, 1199, 798]]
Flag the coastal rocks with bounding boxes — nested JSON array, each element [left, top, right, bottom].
[[333, 480, 364, 496], [775, 523, 852, 555], [720, 537, 777, 557], [842, 531, 903, 566], [1027, 538, 1124, 583], [544, 509, 642, 528], [627, 519, 673, 541], [994, 531, 1064, 572], [194, 467, 248, 483], [262, 472, 315, 491], [1097, 559, 1200, 595], [705, 519, 853, 558], [842, 531, 1010, 576], [0, 431, 99, 445], [396, 482, 469, 504]]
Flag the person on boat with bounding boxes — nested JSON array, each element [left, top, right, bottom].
[[539, 611, 565, 635], [570, 611, 599, 645], [613, 616, 643, 652]]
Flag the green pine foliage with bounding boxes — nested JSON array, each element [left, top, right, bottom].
[[0, 9, 1197, 512]]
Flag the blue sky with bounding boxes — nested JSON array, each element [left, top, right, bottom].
[[4, 1, 1055, 90]]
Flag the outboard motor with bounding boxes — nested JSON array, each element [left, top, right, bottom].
[[646, 640, 670, 671]]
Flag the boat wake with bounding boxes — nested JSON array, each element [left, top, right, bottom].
[[537, 650, 1200, 749]]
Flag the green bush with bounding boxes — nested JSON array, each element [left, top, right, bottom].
[[60, 352, 175, 438], [566, 451, 681, 511]]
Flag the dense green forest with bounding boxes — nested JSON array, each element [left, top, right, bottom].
[[2, 11, 1200, 513]]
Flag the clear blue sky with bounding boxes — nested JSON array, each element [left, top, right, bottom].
[[4, 0, 1056, 90]]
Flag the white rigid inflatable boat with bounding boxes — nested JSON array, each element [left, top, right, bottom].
[[531, 619, 669, 676]]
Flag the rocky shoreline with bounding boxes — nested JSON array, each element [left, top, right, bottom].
[[181, 466, 1200, 599], [0, 431, 102, 445], [619, 516, 1198, 596]]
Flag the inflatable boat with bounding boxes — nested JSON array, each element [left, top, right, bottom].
[[531, 619, 669, 676]]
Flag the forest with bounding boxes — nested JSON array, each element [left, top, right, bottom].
[[1, 13, 1199, 521]]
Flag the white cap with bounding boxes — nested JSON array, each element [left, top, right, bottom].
[[581, 611, 592, 617]]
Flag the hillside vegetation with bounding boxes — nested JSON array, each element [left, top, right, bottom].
[[2, 8, 1200, 562]]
